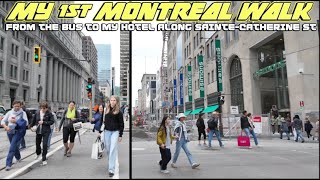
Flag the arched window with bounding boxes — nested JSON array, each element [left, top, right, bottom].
[[230, 56, 244, 112]]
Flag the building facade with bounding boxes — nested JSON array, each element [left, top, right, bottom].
[[0, 1, 91, 110], [120, 31, 130, 106], [96, 44, 111, 84], [82, 36, 99, 105], [164, 1, 319, 122], [138, 74, 156, 121], [99, 81, 111, 102]]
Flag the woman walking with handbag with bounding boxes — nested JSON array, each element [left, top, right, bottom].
[[98, 96, 124, 177], [30, 102, 54, 165], [58, 101, 80, 157], [157, 116, 174, 174]]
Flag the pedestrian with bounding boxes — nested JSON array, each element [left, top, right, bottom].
[[157, 116, 174, 174], [19, 102, 27, 150], [304, 118, 314, 140], [207, 111, 224, 148], [286, 114, 293, 135], [1, 101, 29, 171], [196, 113, 206, 146], [241, 111, 259, 148], [293, 115, 305, 143], [315, 119, 319, 142], [98, 96, 124, 177], [271, 115, 276, 134], [90, 104, 104, 132], [58, 101, 80, 157], [280, 117, 290, 140], [277, 115, 282, 133], [171, 113, 200, 169], [47, 107, 58, 150], [30, 102, 54, 165]]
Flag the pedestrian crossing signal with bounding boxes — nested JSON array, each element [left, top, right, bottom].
[[34, 47, 41, 64]]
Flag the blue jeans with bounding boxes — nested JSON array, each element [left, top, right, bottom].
[[208, 129, 223, 147], [172, 139, 195, 166], [295, 129, 305, 142], [47, 128, 54, 149], [6, 133, 22, 167], [20, 137, 26, 148], [104, 130, 119, 173], [244, 128, 258, 146]]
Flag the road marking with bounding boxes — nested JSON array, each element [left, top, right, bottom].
[[291, 150, 319, 156], [4, 129, 87, 179], [132, 148, 145, 151]]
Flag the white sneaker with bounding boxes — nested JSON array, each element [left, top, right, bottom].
[[192, 163, 200, 169], [42, 161, 47, 166], [35, 155, 40, 160], [160, 170, 170, 174], [171, 163, 177, 168]]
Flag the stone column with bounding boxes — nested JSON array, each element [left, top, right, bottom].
[[63, 65, 67, 103], [47, 56, 53, 102], [58, 62, 63, 103], [53, 59, 58, 102], [66, 68, 70, 102]]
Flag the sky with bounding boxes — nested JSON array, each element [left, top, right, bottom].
[[75, 1, 120, 86], [74, 2, 163, 107]]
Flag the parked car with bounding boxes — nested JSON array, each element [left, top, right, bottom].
[[56, 109, 65, 120], [0, 106, 6, 128], [26, 108, 38, 125]]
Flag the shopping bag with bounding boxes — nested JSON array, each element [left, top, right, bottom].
[[73, 122, 83, 131], [237, 132, 250, 147], [293, 128, 297, 140], [91, 139, 99, 160]]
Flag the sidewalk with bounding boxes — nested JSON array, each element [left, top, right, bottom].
[[0, 124, 129, 179]]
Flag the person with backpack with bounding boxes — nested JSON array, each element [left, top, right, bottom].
[[280, 117, 290, 140], [196, 113, 206, 146], [293, 115, 305, 143], [171, 113, 200, 169], [30, 102, 54, 166], [304, 118, 314, 140], [1, 101, 29, 171], [156, 116, 174, 174], [58, 101, 80, 157], [207, 111, 224, 148], [241, 110, 259, 148]]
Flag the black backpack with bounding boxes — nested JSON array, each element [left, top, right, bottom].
[[208, 118, 218, 130]]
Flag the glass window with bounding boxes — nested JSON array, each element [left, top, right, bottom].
[[0, 60, 2, 76], [14, 66, 17, 79], [230, 57, 244, 112], [10, 65, 13, 78], [0, 36, 4, 50], [15, 46, 18, 57], [38, 75, 41, 84], [26, 71, 29, 82], [211, 70, 214, 82], [208, 72, 210, 84], [11, 44, 14, 55], [225, 31, 230, 46], [206, 44, 210, 58]]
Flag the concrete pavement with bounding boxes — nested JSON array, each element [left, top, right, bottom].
[[132, 138, 319, 178], [0, 127, 129, 179]]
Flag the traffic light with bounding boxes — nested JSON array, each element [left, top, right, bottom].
[[34, 47, 41, 64], [219, 96, 225, 105], [87, 78, 92, 99]]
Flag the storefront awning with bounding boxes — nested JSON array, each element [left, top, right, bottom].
[[184, 110, 192, 116], [202, 105, 219, 113], [190, 108, 204, 115]]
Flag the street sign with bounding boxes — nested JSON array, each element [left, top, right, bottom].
[[253, 116, 262, 134], [198, 55, 205, 98], [215, 39, 223, 92], [230, 106, 239, 114], [188, 65, 192, 102], [300, 101, 304, 107]]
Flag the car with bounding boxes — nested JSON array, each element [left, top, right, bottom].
[[78, 108, 90, 123], [0, 106, 6, 128], [25, 108, 38, 125], [56, 109, 65, 120]]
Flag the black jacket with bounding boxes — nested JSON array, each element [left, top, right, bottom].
[[99, 108, 124, 137], [30, 110, 54, 134], [305, 122, 313, 131], [196, 117, 205, 130], [241, 115, 251, 130], [58, 109, 80, 130]]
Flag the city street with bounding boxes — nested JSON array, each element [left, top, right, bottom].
[[132, 138, 319, 178], [0, 129, 129, 179]]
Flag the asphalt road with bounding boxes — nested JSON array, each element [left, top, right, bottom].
[[15, 131, 130, 179], [132, 138, 319, 179]]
